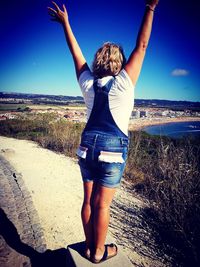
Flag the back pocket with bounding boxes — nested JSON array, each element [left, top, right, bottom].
[[98, 151, 124, 163], [76, 145, 88, 159]]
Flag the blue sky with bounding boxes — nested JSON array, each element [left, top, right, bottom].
[[0, 0, 199, 101]]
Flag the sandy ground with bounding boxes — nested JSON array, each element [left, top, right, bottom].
[[0, 136, 84, 250]]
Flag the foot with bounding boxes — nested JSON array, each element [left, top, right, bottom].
[[92, 243, 118, 263]]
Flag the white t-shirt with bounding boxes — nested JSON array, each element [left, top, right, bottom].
[[78, 69, 134, 136]]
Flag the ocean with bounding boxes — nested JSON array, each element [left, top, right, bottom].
[[143, 121, 200, 138]]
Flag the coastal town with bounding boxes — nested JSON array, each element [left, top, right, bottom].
[[1, 103, 200, 131], [1, 92, 200, 130]]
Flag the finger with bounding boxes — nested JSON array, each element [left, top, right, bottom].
[[52, 1, 60, 12], [63, 4, 67, 13], [47, 7, 57, 14]]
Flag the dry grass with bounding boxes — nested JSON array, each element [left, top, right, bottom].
[[125, 131, 200, 266], [0, 113, 84, 157]]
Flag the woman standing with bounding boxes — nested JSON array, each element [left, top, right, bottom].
[[48, 0, 159, 263]]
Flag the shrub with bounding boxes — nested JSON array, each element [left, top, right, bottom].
[[38, 119, 84, 157], [0, 114, 84, 157]]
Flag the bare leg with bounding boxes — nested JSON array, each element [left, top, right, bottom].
[[81, 181, 97, 255], [93, 185, 117, 261]]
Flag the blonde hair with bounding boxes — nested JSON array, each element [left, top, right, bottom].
[[92, 42, 126, 78]]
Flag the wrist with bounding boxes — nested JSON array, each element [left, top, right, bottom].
[[62, 18, 69, 27], [146, 4, 156, 12]]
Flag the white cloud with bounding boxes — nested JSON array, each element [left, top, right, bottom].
[[171, 69, 189, 76]]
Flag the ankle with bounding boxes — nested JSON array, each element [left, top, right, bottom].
[[94, 246, 105, 256]]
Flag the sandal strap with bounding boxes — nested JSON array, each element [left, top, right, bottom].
[[101, 244, 108, 261], [92, 243, 118, 263], [102, 243, 118, 261]]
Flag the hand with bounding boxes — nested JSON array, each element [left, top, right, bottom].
[[145, 0, 159, 9], [48, 1, 68, 24]]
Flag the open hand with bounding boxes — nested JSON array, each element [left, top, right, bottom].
[[48, 1, 68, 24]]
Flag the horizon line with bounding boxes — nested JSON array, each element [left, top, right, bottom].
[[0, 91, 200, 104]]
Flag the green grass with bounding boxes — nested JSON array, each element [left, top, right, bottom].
[[0, 104, 29, 111]]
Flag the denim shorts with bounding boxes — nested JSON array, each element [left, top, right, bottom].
[[76, 132, 129, 188]]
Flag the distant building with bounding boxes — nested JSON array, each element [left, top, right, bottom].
[[131, 110, 140, 119], [161, 110, 169, 116], [140, 110, 148, 118], [153, 111, 163, 117], [0, 115, 7, 120], [0, 113, 16, 120]]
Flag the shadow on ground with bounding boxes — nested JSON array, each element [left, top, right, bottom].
[[0, 208, 75, 267]]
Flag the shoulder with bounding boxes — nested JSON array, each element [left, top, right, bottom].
[[78, 70, 94, 92], [112, 69, 134, 91]]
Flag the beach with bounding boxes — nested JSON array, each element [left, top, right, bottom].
[[128, 116, 200, 131], [0, 136, 171, 266]]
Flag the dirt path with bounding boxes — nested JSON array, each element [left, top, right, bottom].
[[0, 136, 170, 266]]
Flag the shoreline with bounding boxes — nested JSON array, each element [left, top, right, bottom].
[[128, 117, 200, 131]]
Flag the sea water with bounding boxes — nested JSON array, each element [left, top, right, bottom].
[[143, 121, 200, 138]]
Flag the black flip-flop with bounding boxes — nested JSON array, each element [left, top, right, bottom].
[[92, 243, 118, 264], [84, 250, 91, 260], [82, 243, 91, 260]]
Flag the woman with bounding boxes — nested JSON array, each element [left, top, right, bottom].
[[48, 0, 159, 263]]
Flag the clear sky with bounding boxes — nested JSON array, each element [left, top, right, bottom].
[[0, 0, 200, 102]]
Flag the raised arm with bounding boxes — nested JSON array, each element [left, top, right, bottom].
[[48, 2, 89, 79], [124, 0, 159, 85]]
